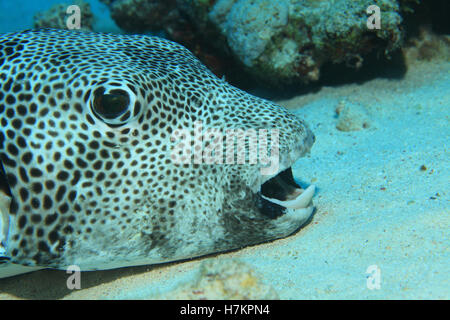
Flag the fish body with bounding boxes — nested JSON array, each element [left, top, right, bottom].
[[0, 29, 315, 278]]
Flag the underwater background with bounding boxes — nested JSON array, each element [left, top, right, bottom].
[[0, 0, 448, 299]]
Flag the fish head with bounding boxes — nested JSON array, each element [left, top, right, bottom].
[[0, 29, 315, 271]]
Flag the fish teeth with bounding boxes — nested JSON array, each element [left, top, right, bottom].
[[261, 185, 315, 209]]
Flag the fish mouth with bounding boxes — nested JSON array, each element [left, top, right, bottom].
[[256, 167, 315, 220]]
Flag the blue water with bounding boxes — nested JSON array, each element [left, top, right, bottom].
[[0, 0, 120, 34]]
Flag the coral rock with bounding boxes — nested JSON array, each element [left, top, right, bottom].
[[153, 258, 279, 300], [335, 100, 372, 132], [102, 0, 405, 85], [33, 0, 94, 31]]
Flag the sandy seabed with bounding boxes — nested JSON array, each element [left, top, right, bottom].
[[0, 58, 448, 300]]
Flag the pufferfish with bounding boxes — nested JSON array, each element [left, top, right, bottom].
[[0, 29, 316, 278]]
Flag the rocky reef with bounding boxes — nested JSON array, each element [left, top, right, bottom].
[[100, 0, 441, 86], [204, 0, 403, 85]]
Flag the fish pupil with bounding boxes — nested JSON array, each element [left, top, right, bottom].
[[94, 89, 129, 119]]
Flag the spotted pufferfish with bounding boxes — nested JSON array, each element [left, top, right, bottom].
[[0, 29, 316, 278]]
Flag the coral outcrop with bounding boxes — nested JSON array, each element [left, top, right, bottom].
[[189, 0, 403, 85], [102, 0, 405, 85]]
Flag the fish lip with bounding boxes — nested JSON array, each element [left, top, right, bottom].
[[256, 166, 301, 219], [255, 125, 315, 189], [254, 155, 298, 191]]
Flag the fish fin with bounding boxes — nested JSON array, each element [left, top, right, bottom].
[[0, 259, 43, 278], [0, 241, 44, 278], [0, 193, 43, 278]]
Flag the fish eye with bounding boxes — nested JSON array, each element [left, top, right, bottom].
[[94, 90, 129, 119], [91, 87, 132, 125]]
